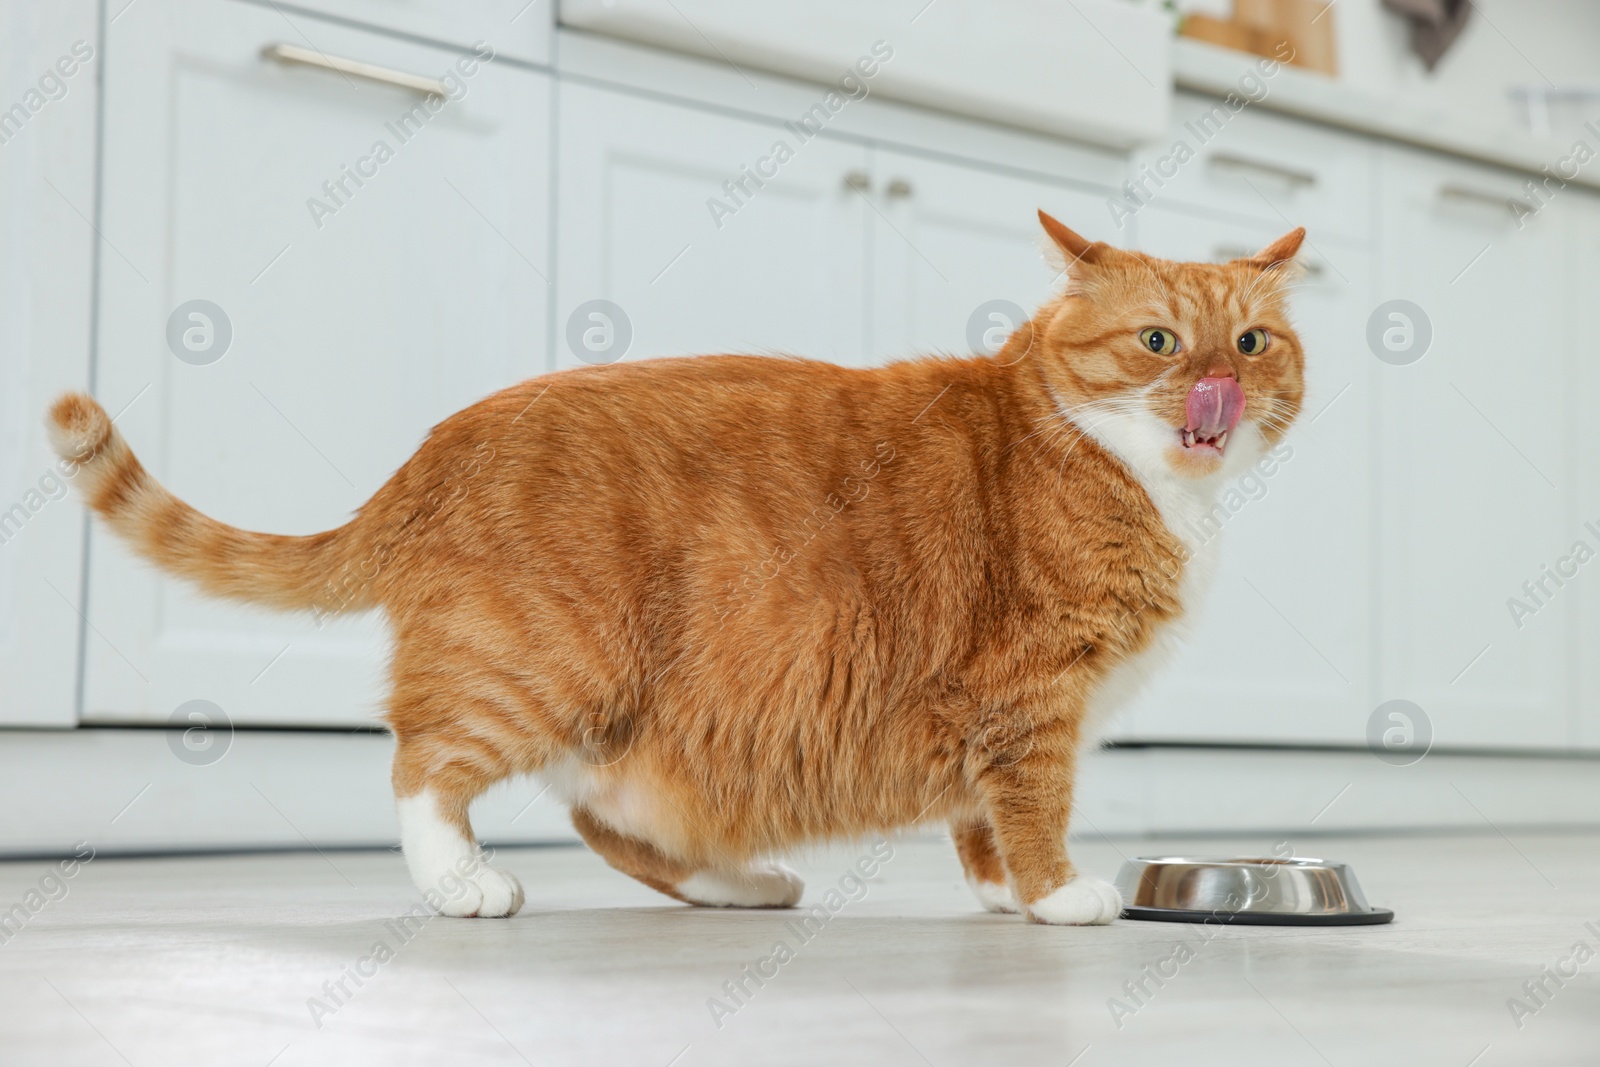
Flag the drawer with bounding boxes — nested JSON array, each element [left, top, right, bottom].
[[1126, 90, 1374, 246], [1377, 142, 1544, 240], [255, 0, 552, 66]]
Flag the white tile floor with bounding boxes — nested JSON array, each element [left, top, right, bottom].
[[2, 831, 1597, 1066]]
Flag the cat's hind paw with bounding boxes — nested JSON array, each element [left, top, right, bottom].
[[1024, 875, 1121, 926], [678, 861, 804, 908]]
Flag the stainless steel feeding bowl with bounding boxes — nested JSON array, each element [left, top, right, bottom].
[[1115, 856, 1394, 926]]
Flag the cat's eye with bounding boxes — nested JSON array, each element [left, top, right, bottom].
[[1139, 328, 1180, 356], [1238, 328, 1270, 356]]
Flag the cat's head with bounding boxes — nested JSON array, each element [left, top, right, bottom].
[[1024, 211, 1306, 483]]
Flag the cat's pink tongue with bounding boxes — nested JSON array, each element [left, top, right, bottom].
[[1185, 377, 1245, 437]]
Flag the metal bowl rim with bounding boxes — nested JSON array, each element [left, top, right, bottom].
[[1123, 855, 1344, 869]]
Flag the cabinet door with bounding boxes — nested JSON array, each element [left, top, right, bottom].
[[1119, 210, 1374, 743], [1131, 92, 1374, 245], [0, 1, 99, 726], [87, 0, 549, 726], [1375, 147, 1572, 749], [866, 147, 1116, 362], [556, 83, 868, 370]]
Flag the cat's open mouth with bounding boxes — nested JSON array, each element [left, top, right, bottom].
[[1179, 427, 1228, 456]]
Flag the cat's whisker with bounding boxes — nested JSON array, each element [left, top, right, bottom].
[[1239, 265, 1273, 305], [1015, 416, 1079, 462], [1140, 262, 1178, 313], [1010, 418, 1067, 453]]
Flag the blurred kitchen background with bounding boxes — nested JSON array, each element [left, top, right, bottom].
[[3, 0, 1599, 856]]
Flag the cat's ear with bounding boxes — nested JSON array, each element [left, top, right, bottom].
[[1250, 227, 1307, 269], [1037, 210, 1107, 268]]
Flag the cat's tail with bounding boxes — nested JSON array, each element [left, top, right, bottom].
[[47, 393, 375, 615]]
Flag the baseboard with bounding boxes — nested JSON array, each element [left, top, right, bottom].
[[0, 727, 576, 857], [1074, 744, 1600, 837], [2, 728, 1597, 857]]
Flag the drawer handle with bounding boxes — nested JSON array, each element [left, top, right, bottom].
[[1208, 152, 1317, 189], [262, 42, 447, 97], [1437, 184, 1520, 216], [1212, 245, 1323, 277]]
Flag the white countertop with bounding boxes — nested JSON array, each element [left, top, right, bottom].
[[558, 5, 1590, 187], [1174, 38, 1594, 187], [559, 0, 1174, 149]]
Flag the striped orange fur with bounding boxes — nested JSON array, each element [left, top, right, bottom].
[[49, 214, 1307, 922]]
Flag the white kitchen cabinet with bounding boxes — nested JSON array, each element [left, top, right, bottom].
[[87, 0, 550, 726], [60, 1, 1600, 760], [865, 146, 1116, 362], [1118, 210, 1374, 744], [555, 82, 869, 369], [1374, 146, 1573, 749]]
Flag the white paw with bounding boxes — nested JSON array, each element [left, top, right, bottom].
[[967, 876, 1020, 914], [1024, 875, 1122, 926], [677, 860, 805, 908], [397, 791, 525, 918], [436, 863, 526, 918]]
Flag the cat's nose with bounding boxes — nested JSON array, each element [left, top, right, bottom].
[[1202, 361, 1237, 380]]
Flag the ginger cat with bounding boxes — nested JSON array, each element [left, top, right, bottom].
[[49, 213, 1306, 924]]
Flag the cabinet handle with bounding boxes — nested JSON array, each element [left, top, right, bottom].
[[1208, 152, 1317, 189], [1212, 244, 1323, 277], [886, 178, 913, 199], [261, 42, 448, 97], [842, 169, 872, 194], [1437, 184, 1520, 217]]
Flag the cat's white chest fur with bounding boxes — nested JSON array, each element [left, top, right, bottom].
[[1067, 404, 1264, 744]]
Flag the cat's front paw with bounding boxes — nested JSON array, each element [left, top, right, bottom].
[[967, 876, 1020, 914], [436, 864, 525, 918], [678, 861, 805, 908], [1024, 875, 1121, 926]]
